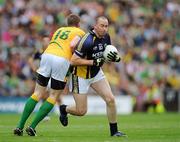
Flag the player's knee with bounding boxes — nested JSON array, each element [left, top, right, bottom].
[[41, 91, 48, 99], [105, 95, 115, 106], [50, 90, 61, 99], [76, 108, 87, 116], [34, 83, 48, 100]]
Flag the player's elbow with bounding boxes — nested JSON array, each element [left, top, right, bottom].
[[70, 59, 76, 65], [70, 55, 79, 65]]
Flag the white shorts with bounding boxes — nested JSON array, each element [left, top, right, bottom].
[[69, 69, 105, 94], [37, 53, 70, 82]]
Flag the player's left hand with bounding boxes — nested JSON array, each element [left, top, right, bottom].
[[93, 58, 105, 67], [107, 51, 121, 62]]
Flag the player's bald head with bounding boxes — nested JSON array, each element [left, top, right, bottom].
[[95, 16, 108, 25]]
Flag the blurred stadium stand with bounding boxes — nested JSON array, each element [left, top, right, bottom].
[[0, 0, 180, 113]]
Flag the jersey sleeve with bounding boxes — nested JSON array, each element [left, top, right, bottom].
[[74, 34, 92, 58]]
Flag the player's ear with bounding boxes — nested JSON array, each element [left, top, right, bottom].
[[93, 24, 97, 30]]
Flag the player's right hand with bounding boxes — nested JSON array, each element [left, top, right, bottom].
[[93, 58, 104, 67], [107, 51, 121, 62]]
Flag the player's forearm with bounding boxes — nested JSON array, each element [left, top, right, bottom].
[[28, 58, 37, 71], [70, 53, 93, 66]]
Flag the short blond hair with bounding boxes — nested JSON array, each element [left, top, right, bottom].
[[67, 14, 80, 27]]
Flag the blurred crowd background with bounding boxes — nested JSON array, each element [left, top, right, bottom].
[[0, 0, 180, 112]]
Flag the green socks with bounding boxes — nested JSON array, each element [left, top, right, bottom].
[[17, 97, 38, 129], [16, 95, 54, 130], [30, 101, 54, 129]]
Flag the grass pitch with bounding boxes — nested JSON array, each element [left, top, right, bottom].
[[0, 113, 179, 142]]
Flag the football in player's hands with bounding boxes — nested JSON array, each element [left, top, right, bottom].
[[103, 45, 121, 62], [107, 51, 121, 62]]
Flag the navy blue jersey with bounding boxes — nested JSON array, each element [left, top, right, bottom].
[[73, 30, 111, 79]]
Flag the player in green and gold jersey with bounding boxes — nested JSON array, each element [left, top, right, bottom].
[[14, 14, 85, 136]]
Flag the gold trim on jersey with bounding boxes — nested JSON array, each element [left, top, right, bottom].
[[72, 74, 79, 93], [93, 36, 96, 42], [74, 66, 90, 79], [77, 33, 90, 51], [74, 33, 94, 79]]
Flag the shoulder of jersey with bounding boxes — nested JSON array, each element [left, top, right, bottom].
[[74, 27, 85, 33], [81, 33, 94, 46]]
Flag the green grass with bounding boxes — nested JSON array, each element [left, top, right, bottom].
[[0, 113, 180, 142]]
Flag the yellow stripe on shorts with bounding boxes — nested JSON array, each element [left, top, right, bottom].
[[72, 74, 79, 94]]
